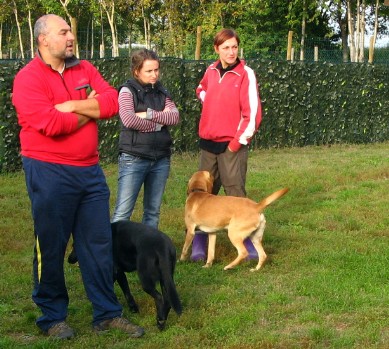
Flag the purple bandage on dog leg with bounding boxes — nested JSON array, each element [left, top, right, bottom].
[[190, 232, 208, 261], [244, 238, 258, 260]]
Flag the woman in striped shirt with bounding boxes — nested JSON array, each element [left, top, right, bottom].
[[111, 49, 180, 228]]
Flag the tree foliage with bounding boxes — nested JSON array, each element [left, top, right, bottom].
[[0, 0, 388, 60]]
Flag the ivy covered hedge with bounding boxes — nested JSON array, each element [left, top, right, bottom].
[[1, 58, 388, 172]]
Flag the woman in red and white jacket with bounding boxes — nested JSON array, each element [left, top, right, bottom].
[[191, 28, 262, 261]]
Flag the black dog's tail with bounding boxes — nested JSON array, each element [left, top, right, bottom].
[[158, 244, 183, 316]]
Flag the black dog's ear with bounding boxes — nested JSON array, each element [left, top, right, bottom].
[[113, 265, 118, 281]]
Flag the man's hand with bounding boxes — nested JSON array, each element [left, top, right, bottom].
[[88, 90, 98, 98], [55, 90, 98, 113], [54, 89, 101, 129], [55, 100, 75, 113], [77, 115, 91, 128], [54, 90, 101, 119]]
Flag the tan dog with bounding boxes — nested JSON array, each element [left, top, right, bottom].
[[180, 171, 289, 272]]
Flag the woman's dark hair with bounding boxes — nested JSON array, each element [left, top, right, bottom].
[[131, 49, 160, 77], [213, 28, 240, 47]]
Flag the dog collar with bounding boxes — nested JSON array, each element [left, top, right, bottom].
[[189, 188, 206, 193]]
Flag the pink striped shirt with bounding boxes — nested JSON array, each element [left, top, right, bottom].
[[118, 87, 179, 132]]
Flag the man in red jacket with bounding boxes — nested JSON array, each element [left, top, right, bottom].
[[12, 14, 144, 339], [191, 28, 262, 261]]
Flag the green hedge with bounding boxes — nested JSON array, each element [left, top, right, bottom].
[[1, 58, 388, 172]]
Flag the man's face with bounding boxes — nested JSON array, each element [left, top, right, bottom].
[[214, 37, 239, 68], [41, 16, 75, 60]]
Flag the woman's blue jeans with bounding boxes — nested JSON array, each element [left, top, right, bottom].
[[111, 153, 170, 228]]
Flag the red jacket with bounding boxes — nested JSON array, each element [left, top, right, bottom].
[[196, 60, 262, 152], [12, 54, 118, 166]]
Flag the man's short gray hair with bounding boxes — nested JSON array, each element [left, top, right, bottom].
[[34, 14, 62, 45]]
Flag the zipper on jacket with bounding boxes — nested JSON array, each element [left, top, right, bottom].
[[211, 66, 240, 84], [58, 70, 72, 98]]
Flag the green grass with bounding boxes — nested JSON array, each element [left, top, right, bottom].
[[1, 143, 388, 349]]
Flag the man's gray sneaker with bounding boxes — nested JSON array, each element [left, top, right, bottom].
[[94, 316, 145, 338], [47, 321, 75, 339]]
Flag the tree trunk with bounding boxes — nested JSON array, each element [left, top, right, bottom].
[[337, 0, 349, 62], [60, 1, 79, 57], [70, 17, 79, 57], [372, 0, 379, 47], [168, 17, 177, 56], [341, 20, 348, 62], [147, 19, 151, 49], [85, 19, 90, 59], [90, 19, 94, 59], [127, 33, 132, 56], [141, 5, 151, 49], [101, 1, 118, 57], [0, 22, 3, 58], [355, 0, 360, 61], [142, 5, 146, 47], [195, 26, 202, 60], [358, 1, 366, 62], [100, 6, 105, 58], [287, 31, 293, 61], [12, 1, 24, 59], [28, 9, 34, 57], [115, 21, 119, 56], [300, 0, 306, 61], [347, 0, 356, 62]]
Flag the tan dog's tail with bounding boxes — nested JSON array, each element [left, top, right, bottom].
[[256, 188, 289, 211]]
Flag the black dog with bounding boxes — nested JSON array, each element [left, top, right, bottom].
[[68, 220, 182, 330]]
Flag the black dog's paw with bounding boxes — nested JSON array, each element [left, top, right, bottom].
[[67, 249, 78, 264], [157, 319, 166, 331], [128, 302, 139, 314]]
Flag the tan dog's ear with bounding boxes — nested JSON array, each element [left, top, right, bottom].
[[187, 171, 215, 195], [186, 178, 192, 195], [187, 172, 201, 195]]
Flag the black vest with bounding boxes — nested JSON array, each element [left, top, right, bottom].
[[118, 79, 173, 160]]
